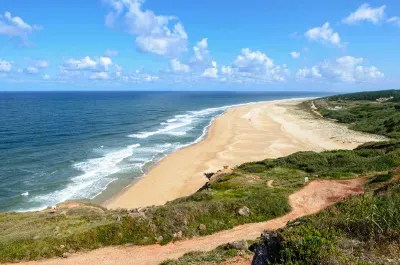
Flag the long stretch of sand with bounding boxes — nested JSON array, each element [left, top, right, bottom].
[[105, 98, 385, 209]]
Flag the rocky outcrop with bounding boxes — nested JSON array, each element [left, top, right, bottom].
[[236, 206, 250, 216], [251, 231, 282, 265], [228, 240, 248, 250]]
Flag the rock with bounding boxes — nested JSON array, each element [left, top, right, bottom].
[[33, 235, 40, 240], [156, 236, 164, 243], [204, 172, 215, 180], [116, 216, 122, 222], [173, 231, 183, 239], [128, 212, 146, 219], [228, 240, 248, 250], [60, 245, 65, 249], [62, 252, 70, 258], [251, 231, 281, 265], [237, 206, 250, 216], [198, 224, 206, 231], [138, 207, 147, 213]]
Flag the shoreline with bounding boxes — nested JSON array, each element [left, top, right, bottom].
[[104, 98, 385, 210]]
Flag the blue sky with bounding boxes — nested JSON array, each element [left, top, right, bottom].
[[0, 0, 399, 91]]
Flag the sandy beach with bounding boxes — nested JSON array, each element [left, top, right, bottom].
[[105, 98, 385, 209]]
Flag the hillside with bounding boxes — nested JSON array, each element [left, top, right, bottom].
[[311, 89, 400, 139]]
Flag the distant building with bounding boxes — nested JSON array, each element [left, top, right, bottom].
[[376, 96, 394, 102]]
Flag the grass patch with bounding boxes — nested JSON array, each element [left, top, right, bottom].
[[160, 244, 253, 265]]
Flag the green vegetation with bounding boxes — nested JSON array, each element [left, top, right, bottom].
[[312, 89, 400, 138], [160, 243, 254, 265], [1, 141, 400, 263], [326, 89, 400, 102], [273, 175, 400, 265]]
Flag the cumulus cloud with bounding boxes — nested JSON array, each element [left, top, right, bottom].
[[104, 0, 188, 57], [216, 49, 289, 83], [297, 56, 384, 83], [43, 74, 50, 80], [0, 11, 41, 45], [305, 22, 341, 47], [193, 38, 209, 61], [61, 56, 113, 72], [290, 51, 300, 59], [342, 4, 386, 25], [296, 66, 322, 79], [201, 61, 218, 78], [170, 59, 190, 73], [234, 48, 274, 72], [0, 59, 12, 72], [220, 66, 233, 75]]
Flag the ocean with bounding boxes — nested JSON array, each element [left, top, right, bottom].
[[0, 91, 328, 212]]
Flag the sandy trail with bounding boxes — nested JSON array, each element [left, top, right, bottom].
[[20, 178, 363, 265]]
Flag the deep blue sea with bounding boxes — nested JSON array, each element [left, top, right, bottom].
[[0, 91, 328, 212]]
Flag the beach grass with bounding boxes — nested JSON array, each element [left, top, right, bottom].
[[1, 141, 400, 263]]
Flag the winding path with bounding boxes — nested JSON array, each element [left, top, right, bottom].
[[16, 179, 364, 265]]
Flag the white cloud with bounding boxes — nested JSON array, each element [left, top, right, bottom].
[[220, 66, 233, 75], [144, 75, 159, 82], [90, 72, 110, 80], [201, 67, 218, 78], [0, 11, 41, 44], [297, 56, 384, 83], [25, 66, 38, 74], [104, 0, 188, 57], [35, 60, 49, 68], [234, 48, 274, 73], [99, 57, 113, 71], [296, 66, 322, 79], [170, 59, 190, 73], [343, 4, 386, 25], [305, 22, 341, 47], [388, 16, 400, 26], [105, 49, 118, 57], [0, 59, 11, 72], [193, 38, 209, 61], [209, 49, 289, 83], [43, 74, 50, 80], [62, 56, 113, 72], [290, 51, 300, 59]]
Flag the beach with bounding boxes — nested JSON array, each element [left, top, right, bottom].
[[105, 98, 385, 209]]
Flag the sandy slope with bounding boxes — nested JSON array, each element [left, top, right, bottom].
[[18, 178, 364, 265], [105, 99, 384, 209]]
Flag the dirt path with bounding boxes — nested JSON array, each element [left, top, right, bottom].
[[18, 179, 363, 265]]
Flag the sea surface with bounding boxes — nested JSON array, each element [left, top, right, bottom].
[[0, 91, 328, 212]]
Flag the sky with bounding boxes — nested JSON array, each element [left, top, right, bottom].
[[0, 0, 399, 91]]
